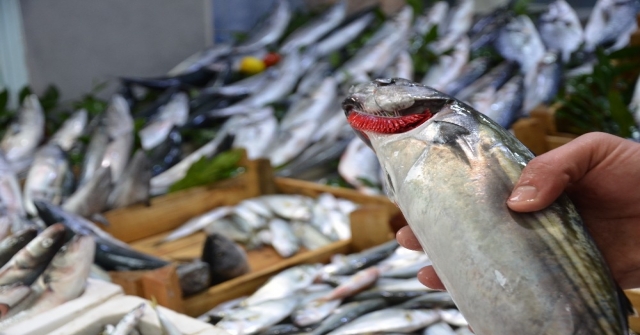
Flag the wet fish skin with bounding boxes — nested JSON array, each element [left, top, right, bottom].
[[397, 291, 457, 309], [158, 206, 234, 245], [139, 92, 189, 151], [494, 15, 546, 74], [477, 73, 524, 129], [268, 218, 300, 258], [322, 240, 399, 276], [523, 51, 563, 113], [260, 323, 303, 335], [78, 125, 109, 186], [0, 223, 66, 286], [538, 0, 584, 63], [292, 221, 334, 250], [232, 107, 278, 160], [350, 289, 428, 303], [0, 95, 45, 172], [201, 233, 250, 285], [0, 153, 28, 233], [468, 7, 512, 52], [148, 128, 183, 177], [326, 308, 440, 335], [217, 296, 300, 335], [62, 166, 112, 218], [23, 144, 70, 216], [424, 322, 456, 335], [584, 0, 640, 52], [443, 57, 493, 96], [280, 0, 347, 54], [0, 228, 38, 268], [234, 0, 291, 54], [338, 137, 382, 196], [112, 303, 146, 335], [316, 12, 375, 58], [421, 36, 470, 92], [0, 284, 31, 319], [343, 78, 629, 334], [48, 109, 88, 151], [322, 267, 379, 301], [243, 264, 321, 306], [309, 298, 388, 335], [106, 150, 151, 210], [455, 61, 519, 102]]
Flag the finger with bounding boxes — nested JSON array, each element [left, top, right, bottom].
[[507, 132, 622, 213], [417, 265, 446, 291], [396, 226, 423, 251]]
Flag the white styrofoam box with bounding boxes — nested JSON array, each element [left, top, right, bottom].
[[48, 295, 229, 335], [1, 278, 124, 335]]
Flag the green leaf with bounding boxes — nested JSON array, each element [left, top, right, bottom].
[[18, 86, 32, 104], [356, 177, 380, 188], [40, 85, 60, 112], [405, 0, 423, 16], [513, 0, 531, 15], [608, 90, 635, 138], [0, 88, 7, 110], [169, 149, 244, 193]]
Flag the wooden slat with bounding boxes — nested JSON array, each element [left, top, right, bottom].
[[512, 118, 548, 156], [349, 206, 394, 252], [140, 264, 185, 313]]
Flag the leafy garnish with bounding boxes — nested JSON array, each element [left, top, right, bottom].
[[169, 149, 244, 193]]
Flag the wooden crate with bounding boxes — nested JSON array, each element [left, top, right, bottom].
[[512, 103, 578, 156], [102, 157, 402, 317], [626, 289, 640, 333]]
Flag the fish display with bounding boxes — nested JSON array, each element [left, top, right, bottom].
[[341, 78, 631, 334], [197, 241, 474, 335]]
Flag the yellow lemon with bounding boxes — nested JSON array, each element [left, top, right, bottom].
[[239, 57, 266, 75]]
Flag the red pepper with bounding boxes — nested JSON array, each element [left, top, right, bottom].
[[263, 52, 281, 67]]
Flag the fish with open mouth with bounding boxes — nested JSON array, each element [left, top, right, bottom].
[[341, 78, 631, 334]]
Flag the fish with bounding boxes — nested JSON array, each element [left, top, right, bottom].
[[350, 289, 428, 303], [0, 153, 29, 233], [0, 223, 66, 286], [22, 144, 70, 216], [259, 195, 313, 221], [0, 95, 45, 174], [0, 228, 38, 268], [412, 1, 449, 37], [439, 309, 468, 327], [476, 73, 524, 129], [158, 206, 234, 245], [315, 12, 375, 58], [291, 288, 341, 327], [217, 296, 300, 335], [232, 107, 278, 160], [436, 0, 475, 51], [267, 121, 318, 167], [62, 166, 112, 219], [167, 43, 233, 76], [322, 240, 399, 276], [206, 68, 279, 98], [584, 0, 640, 52], [0, 284, 32, 319], [397, 292, 457, 309], [468, 7, 512, 52], [421, 36, 470, 92], [338, 138, 381, 195], [280, 0, 347, 54], [494, 15, 546, 75], [522, 51, 563, 113], [442, 57, 493, 97], [1, 234, 95, 324], [234, 0, 291, 54], [424, 322, 456, 335], [326, 308, 440, 335], [242, 264, 321, 306], [342, 78, 630, 334], [292, 221, 334, 250], [309, 299, 388, 335], [268, 218, 300, 258], [78, 125, 110, 186], [139, 92, 189, 150], [454, 61, 520, 103], [385, 50, 414, 81], [148, 128, 183, 177], [276, 135, 354, 180], [202, 233, 250, 285], [538, 0, 584, 63], [153, 304, 183, 335], [322, 267, 379, 301], [204, 217, 251, 243], [48, 109, 88, 151], [112, 303, 146, 335], [260, 323, 305, 335], [106, 150, 151, 210]]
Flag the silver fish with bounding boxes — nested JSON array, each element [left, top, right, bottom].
[[322, 267, 380, 301], [62, 166, 112, 218], [342, 78, 629, 334], [152, 303, 182, 335], [439, 309, 468, 327], [208, 67, 279, 97], [538, 0, 584, 63], [106, 150, 151, 210], [23, 145, 70, 216], [0, 153, 27, 233], [309, 298, 388, 335], [413, 1, 449, 37], [0, 95, 45, 174], [455, 61, 520, 103], [139, 92, 189, 150], [167, 43, 232, 76], [338, 138, 381, 195], [112, 303, 145, 335], [477, 73, 524, 129], [234, 0, 291, 54], [204, 217, 251, 243], [584, 0, 640, 52], [421, 36, 470, 92], [268, 218, 300, 258], [232, 107, 278, 160], [259, 195, 313, 221], [48, 109, 88, 151], [316, 13, 375, 58], [267, 121, 319, 167], [292, 221, 334, 251], [494, 15, 546, 75], [424, 322, 456, 335], [217, 296, 300, 335], [158, 206, 234, 245], [384, 50, 414, 81], [436, 0, 475, 51], [327, 308, 440, 335], [242, 264, 321, 306], [281, 77, 337, 131], [280, 0, 347, 54], [522, 51, 563, 113]]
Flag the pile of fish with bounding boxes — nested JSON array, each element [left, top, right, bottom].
[[0, 224, 95, 329], [196, 240, 472, 335], [162, 193, 359, 296], [97, 302, 183, 335]]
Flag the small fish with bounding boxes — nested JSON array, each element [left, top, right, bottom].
[[421, 36, 470, 92], [260, 323, 304, 335], [0, 153, 29, 233], [316, 13, 375, 58], [242, 264, 321, 306], [217, 296, 300, 335], [494, 15, 546, 75], [455, 61, 520, 102], [232, 107, 278, 160], [0, 223, 66, 286], [260, 195, 313, 221], [397, 292, 457, 309], [443, 57, 493, 96], [292, 221, 334, 251], [413, 1, 449, 37], [197, 295, 247, 322], [202, 233, 250, 285], [167, 43, 232, 76], [234, 0, 291, 54], [338, 138, 382, 195], [148, 129, 183, 177], [106, 150, 151, 210], [48, 109, 88, 151], [322, 240, 399, 276], [424, 322, 456, 335], [268, 218, 300, 258], [350, 289, 428, 303], [0, 284, 31, 319], [538, 0, 584, 63], [62, 166, 112, 218], [322, 267, 380, 301], [204, 217, 251, 243], [291, 289, 342, 327], [112, 303, 146, 335], [0, 228, 38, 268], [23, 144, 70, 216], [468, 7, 512, 52], [584, 0, 640, 52], [0, 95, 45, 173], [326, 308, 440, 335], [436, 0, 475, 51], [477, 73, 524, 129], [205, 68, 279, 98], [522, 51, 563, 113], [280, 0, 347, 54], [309, 299, 388, 335], [267, 121, 318, 167], [439, 309, 468, 327], [139, 92, 189, 150], [158, 206, 234, 245]]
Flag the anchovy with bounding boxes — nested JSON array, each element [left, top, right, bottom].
[[342, 78, 630, 334], [280, 0, 347, 54]]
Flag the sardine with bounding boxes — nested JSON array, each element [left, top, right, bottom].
[[202, 233, 250, 285], [326, 308, 440, 335], [342, 78, 630, 334], [259, 195, 313, 221], [106, 150, 151, 210], [309, 299, 388, 335], [234, 0, 291, 54], [280, 0, 347, 54], [242, 264, 321, 306], [316, 13, 375, 58], [0, 95, 45, 174], [538, 0, 584, 63], [23, 145, 70, 216], [48, 109, 88, 151], [139, 92, 189, 150]]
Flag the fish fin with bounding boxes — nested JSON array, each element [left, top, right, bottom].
[[431, 121, 470, 144]]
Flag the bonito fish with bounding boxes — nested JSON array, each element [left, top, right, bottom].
[[341, 78, 630, 334]]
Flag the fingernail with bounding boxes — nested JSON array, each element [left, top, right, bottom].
[[508, 185, 538, 203]]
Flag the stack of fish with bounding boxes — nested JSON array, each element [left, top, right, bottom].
[[97, 302, 182, 335], [196, 240, 472, 335], [0, 224, 95, 328]]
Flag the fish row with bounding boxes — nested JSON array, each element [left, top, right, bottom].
[[194, 240, 471, 335], [97, 302, 182, 335]]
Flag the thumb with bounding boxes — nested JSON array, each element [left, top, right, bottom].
[[507, 132, 617, 213]]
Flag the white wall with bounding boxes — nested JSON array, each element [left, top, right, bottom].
[[19, 0, 212, 102]]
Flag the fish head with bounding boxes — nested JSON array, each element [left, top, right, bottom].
[[342, 78, 452, 147]]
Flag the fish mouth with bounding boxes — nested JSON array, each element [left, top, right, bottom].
[[343, 78, 450, 138]]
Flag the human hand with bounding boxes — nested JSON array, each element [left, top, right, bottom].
[[396, 132, 640, 290]]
